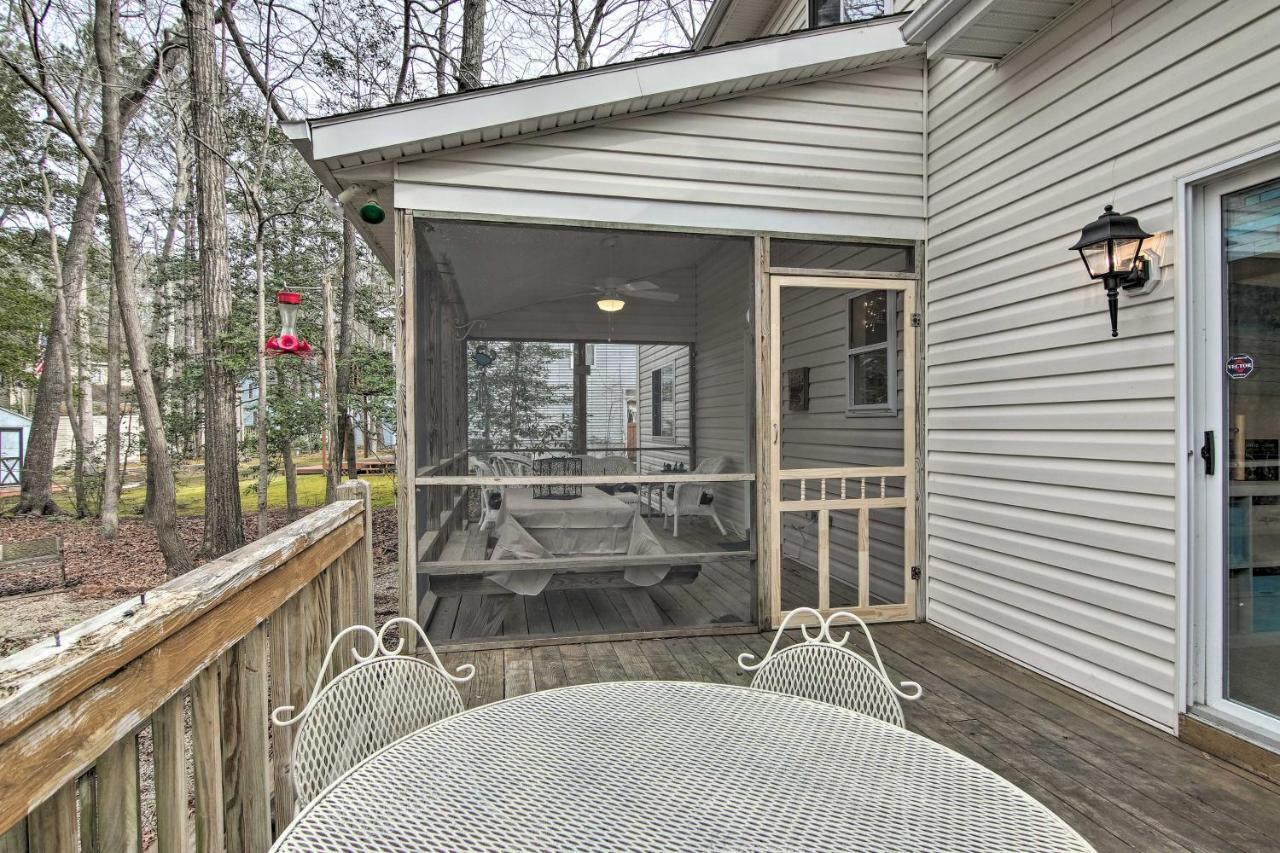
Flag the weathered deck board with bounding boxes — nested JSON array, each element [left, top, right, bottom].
[[446, 622, 1280, 853]]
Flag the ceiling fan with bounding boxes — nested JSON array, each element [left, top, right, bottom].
[[587, 275, 679, 313]]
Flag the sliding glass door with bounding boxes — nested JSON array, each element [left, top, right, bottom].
[[1197, 162, 1280, 737]]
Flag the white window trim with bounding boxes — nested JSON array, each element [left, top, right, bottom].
[[846, 289, 898, 416]]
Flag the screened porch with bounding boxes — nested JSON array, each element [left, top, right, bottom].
[[408, 218, 919, 647]]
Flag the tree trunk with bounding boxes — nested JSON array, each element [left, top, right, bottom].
[[185, 0, 243, 558], [459, 0, 486, 91], [96, 0, 193, 575], [323, 273, 339, 503], [283, 436, 297, 523], [255, 236, 270, 535], [335, 220, 357, 477], [14, 305, 66, 516], [38, 159, 91, 518], [101, 275, 121, 535]]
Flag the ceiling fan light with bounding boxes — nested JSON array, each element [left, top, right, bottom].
[[597, 296, 626, 313]]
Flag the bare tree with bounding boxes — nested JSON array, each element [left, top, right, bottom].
[[3, 1, 174, 519]]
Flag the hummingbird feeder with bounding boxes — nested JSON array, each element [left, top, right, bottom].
[[266, 291, 312, 356]]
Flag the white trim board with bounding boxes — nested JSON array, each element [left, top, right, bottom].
[[394, 184, 926, 243]]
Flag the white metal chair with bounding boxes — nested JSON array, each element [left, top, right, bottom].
[[272, 618, 475, 805], [663, 455, 730, 537], [738, 607, 921, 728], [489, 452, 533, 476]]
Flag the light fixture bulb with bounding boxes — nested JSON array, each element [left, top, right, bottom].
[[597, 296, 625, 313]]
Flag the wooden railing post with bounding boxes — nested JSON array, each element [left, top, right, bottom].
[[269, 595, 300, 832], [151, 694, 187, 852], [221, 628, 271, 853], [96, 734, 140, 852], [336, 479, 375, 628], [192, 663, 225, 853], [26, 783, 75, 853], [0, 819, 28, 853]]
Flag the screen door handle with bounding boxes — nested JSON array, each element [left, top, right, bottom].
[[1200, 430, 1215, 476]]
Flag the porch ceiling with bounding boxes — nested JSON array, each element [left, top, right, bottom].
[[420, 219, 744, 343]]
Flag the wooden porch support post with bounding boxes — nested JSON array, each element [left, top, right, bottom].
[[752, 236, 773, 629], [573, 342, 588, 455], [395, 210, 419, 652]]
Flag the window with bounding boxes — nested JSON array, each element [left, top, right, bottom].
[[651, 363, 676, 438], [847, 290, 897, 414], [809, 0, 887, 29]]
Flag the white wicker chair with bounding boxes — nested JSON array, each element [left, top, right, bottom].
[[738, 607, 921, 727], [662, 455, 730, 537], [272, 618, 475, 805], [470, 458, 504, 529]]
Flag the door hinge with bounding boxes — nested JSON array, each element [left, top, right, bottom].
[[910, 565, 921, 581], [910, 313, 922, 327]]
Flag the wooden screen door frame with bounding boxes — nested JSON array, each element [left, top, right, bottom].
[[761, 273, 917, 629]]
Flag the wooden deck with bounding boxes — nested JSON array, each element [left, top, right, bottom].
[[439, 621, 1280, 853]]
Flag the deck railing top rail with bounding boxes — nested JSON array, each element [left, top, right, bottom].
[[0, 499, 361, 745]]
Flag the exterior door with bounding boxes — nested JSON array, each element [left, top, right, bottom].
[[764, 273, 917, 628], [1195, 162, 1280, 740], [0, 428, 21, 487]]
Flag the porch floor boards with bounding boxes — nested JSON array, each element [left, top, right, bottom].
[[438, 622, 1280, 853]]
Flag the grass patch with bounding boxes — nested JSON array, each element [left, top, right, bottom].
[[117, 472, 397, 517]]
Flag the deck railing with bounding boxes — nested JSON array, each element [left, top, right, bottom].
[[0, 481, 375, 852]]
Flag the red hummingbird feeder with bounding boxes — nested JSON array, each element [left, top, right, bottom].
[[266, 291, 312, 356]]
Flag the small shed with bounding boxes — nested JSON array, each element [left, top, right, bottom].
[[0, 407, 31, 487]]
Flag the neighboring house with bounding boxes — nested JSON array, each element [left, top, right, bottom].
[[288, 0, 1280, 771], [0, 407, 31, 487]]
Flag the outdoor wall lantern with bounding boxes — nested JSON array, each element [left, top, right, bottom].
[[336, 183, 386, 225], [1069, 204, 1157, 337]]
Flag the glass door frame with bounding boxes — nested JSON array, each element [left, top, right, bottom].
[[1189, 154, 1280, 742], [763, 272, 917, 629]]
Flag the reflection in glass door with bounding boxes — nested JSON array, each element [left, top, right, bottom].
[[1221, 176, 1280, 721]]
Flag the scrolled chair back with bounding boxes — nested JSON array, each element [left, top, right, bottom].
[[272, 618, 475, 804], [738, 607, 921, 728]]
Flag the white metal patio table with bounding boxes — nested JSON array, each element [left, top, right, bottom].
[[271, 680, 1094, 852]]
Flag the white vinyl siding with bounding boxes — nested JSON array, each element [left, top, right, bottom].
[[691, 242, 754, 537], [585, 344, 639, 450], [394, 64, 925, 242], [637, 345, 692, 474], [922, 0, 1280, 730]]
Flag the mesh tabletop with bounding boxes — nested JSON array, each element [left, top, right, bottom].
[[272, 681, 1094, 852]]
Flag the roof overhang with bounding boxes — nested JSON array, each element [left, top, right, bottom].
[[901, 0, 1080, 62], [286, 16, 920, 269], [287, 16, 912, 170]]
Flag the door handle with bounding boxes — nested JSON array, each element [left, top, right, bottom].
[[1201, 430, 1215, 476]]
